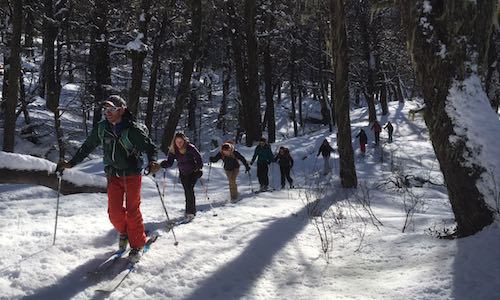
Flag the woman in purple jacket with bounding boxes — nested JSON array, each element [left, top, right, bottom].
[[160, 132, 203, 218]]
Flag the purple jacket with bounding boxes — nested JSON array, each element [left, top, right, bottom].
[[163, 143, 203, 175]]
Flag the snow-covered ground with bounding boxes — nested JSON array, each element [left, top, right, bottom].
[[1, 101, 500, 299]]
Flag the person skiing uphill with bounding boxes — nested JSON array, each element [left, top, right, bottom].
[[317, 139, 334, 175], [384, 121, 394, 143], [251, 137, 274, 191], [274, 146, 294, 189], [356, 129, 368, 155], [209, 142, 250, 202], [160, 132, 203, 220], [371, 120, 382, 145], [56, 95, 160, 263]]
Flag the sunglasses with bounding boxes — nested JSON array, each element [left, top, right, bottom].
[[103, 106, 119, 113]]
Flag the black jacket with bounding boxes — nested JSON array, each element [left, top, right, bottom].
[[210, 150, 249, 171], [317, 143, 334, 157]]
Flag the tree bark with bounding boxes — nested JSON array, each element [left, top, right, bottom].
[[264, 30, 275, 143], [226, 0, 261, 146], [380, 72, 388, 115], [161, 0, 202, 152], [331, 0, 357, 188], [146, 6, 171, 133], [359, 5, 377, 122], [3, 0, 23, 152], [127, 0, 151, 117], [398, 1, 496, 237], [244, 0, 262, 144], [290, 43, 298, 137], [90, 1, 112, 127]]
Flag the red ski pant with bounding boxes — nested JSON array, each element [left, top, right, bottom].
[[107, 175, 146, 248]]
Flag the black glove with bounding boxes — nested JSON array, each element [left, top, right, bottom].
[[148, 161, 161, 174], [194, 169, 203, 179], [245, 166, 251, 173], [160, 160, 169, 168]]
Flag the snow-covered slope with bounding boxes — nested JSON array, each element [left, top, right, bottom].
[[1, 101, 500, 299]]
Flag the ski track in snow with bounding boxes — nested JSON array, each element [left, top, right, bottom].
[[1, 102, 500, 299]]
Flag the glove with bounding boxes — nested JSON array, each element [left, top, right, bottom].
[[56, 160, 72, 173], [245, 166, 251, 173], [160, 160, 169, 168], [193, 169, 203, 179], [148, 161, 161, 174]]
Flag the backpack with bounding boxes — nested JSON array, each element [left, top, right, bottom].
[[98, 121, 149, 157]]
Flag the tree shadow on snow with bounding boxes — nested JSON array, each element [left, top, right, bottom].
[[183, 192, 341, 300], [24, 229, 127, 300]]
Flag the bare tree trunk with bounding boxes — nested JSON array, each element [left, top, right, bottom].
[[24, 1, 35, 57], [217, 50, 231, 133], [161, 0, 202, 152], [331, 0, 357, 188], [290, 43, 298, 137], [90, 1, 111, 127], [127, 0, 151, 117], [380, 72, 388, 115], [244, 0, 262, 144], [146, 7, 171, 133], [398, 1, 497, 237], [3, 0, 23, 152], [359, 5, 377, 122], [264, 29, 275, 143]]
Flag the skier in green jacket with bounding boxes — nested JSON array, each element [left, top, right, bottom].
[[250, 137, 274, 191]]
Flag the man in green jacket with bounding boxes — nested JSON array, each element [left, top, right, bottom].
[[251, 137, 274, 191], [56, 95, 160, 263]]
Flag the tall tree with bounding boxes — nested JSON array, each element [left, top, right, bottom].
[[127, 0, 151, 117], [395, 0, 498, 236], [89, 1, 112, 127], [226, 0, 261, 146], [3, 0, 23, 152], [145, 3, 172, 133], [161, 0, 202, 152], [263, 0, 276, 143], [331, 0, 357, 188]]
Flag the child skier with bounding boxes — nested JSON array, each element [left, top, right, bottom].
[[250, 137, 274, 191], [160, 132, 203, 220], [274, 146, 294, 189], [209, 142, 250, 202]]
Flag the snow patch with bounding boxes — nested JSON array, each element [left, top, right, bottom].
[[126, 33, 148, 52], [0, 151, 106, 188]]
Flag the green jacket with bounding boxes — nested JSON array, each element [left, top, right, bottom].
[[69, 118, 158, 176], [251, 144, 274, 165]]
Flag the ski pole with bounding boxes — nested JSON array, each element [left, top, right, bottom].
[[162, 170, 166, 198], [248, 171, 254, 193], [152, 174, 179, 246], [53, 170, 62, 245], [206, 163, 217, 216], [174, 168, 178, 190]]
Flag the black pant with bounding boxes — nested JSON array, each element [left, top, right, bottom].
[[280, 166, 293, 187], [180, 172, 199, 215], [257, 162, 269, 186], [374, 132, 380, 145], [388, 131, 393, 142]]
